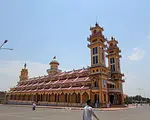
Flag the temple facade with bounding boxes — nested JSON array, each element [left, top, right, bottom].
[[6, 23, 125, 107]]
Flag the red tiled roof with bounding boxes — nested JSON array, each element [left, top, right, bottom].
[[80, 86, 89, 90], [56, 79, 67, 84], [33, 89, 38, 92], [74, 77, 89, 82], [11, 68, 91, 93], [46, 88, 52, 91], [26, 90, 31, 92], [68, 87, 81, 90], [27, 84, 33, 87], [45, 81, 51, 85], [39, 88, 45, 92], [32, 83, 39, 86], [64, 78, 76, 83], [61, 87, 69, 90], [51, 87, 61, 91], [38, 82, 45, 86]]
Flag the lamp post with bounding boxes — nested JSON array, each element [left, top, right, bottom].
[[0, 40, 13, 50]]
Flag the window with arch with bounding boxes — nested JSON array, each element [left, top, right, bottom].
[[102, 47, 105, 62], [110, 43, 113, 47], [93, 30, 97, 34], [110, 57, 115, 72], [92, 47, 98, 55], [118, 59, 120, 71], [104, 94, 106, 101], [92, 47, 98, 65], [93, 56, 98, 64], [94, 80, 98, 87], [102, 80, 107, 88]]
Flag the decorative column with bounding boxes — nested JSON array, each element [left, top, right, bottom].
[[80, 94, 83, 104]]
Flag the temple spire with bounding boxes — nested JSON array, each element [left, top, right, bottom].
[[53, 56, 56, 59], [20, 63, 28, 81], [24, 63, 27, 69]]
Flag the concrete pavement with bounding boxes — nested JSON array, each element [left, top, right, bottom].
[[0, 104, 150, 120], [1, 104, 136, 111]]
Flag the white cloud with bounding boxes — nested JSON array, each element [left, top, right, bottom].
[[0, 60, 70, 91], [128, 48, 145, 60], [122, 71, 150, 97], [0, 60, 48, 91]]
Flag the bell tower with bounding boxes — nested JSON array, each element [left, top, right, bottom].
[[19, 63, 28, 81], [87, 23, 107, 67], [106, 37, 125, 104], [106, 37, 122, 73], [87, 23, 109, 107]]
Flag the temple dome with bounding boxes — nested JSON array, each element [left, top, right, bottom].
[[50, 59, 59, 65], [49, 56, 59, 65]]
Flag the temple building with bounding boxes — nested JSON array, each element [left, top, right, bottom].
[[6, 23, 125, 107], [0, 91, 6, 104]]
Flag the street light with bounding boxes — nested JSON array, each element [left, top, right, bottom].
[[0, 40, 13, 50], [1, 48, 13, 50], [4, 40, 8, 43]]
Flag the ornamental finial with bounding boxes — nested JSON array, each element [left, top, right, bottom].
[[53, 56, 56, 59], [24, 63, 27, 69]]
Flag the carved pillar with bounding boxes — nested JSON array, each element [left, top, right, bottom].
[[80, 94, 83, 104]]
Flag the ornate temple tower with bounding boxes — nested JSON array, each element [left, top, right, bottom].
[[106, 37, 125, 104], [47, 56, 60, 75], [87, 23, 109, 107], [19, 63, 28, 81], [88, 23, 107, 67], [106, 37, 121, 73]]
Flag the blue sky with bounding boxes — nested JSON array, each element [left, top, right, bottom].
[[0, 0, 150, 97]]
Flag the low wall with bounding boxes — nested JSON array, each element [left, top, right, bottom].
[[7, 100, 33, 105], [6, 100, 85, 107]]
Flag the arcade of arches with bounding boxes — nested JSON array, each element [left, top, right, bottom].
[[9, 92, 90, 104]]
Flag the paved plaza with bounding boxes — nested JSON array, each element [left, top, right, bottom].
[[0, 105, 150, 120]]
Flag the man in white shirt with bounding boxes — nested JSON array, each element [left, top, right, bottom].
[[83, 100, 99, 120]]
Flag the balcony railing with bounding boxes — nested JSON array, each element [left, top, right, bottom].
[[87, 42, 107, 48], [89, 32, 104, 39], [108, 88, 122, 93], [90, 86, 99, 91]]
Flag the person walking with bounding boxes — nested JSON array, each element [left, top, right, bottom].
[[83, 100, 99, 120], [32, 102, 36, 111]]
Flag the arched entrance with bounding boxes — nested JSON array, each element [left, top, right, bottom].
[[94, 94, 99, 107], [77, 93, 80, 103], [68, 94, 71, 103], [50, 93, 55, 102], [82, 92, 89, 103], [71, 92, 77, 103], [54, 94, 57, 102], [110, 95, 114, 104], [65, 93, 67, 102], [37, 94, 40, 103], [33, 94, 36, 102], [60, 93, 65, 102]]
